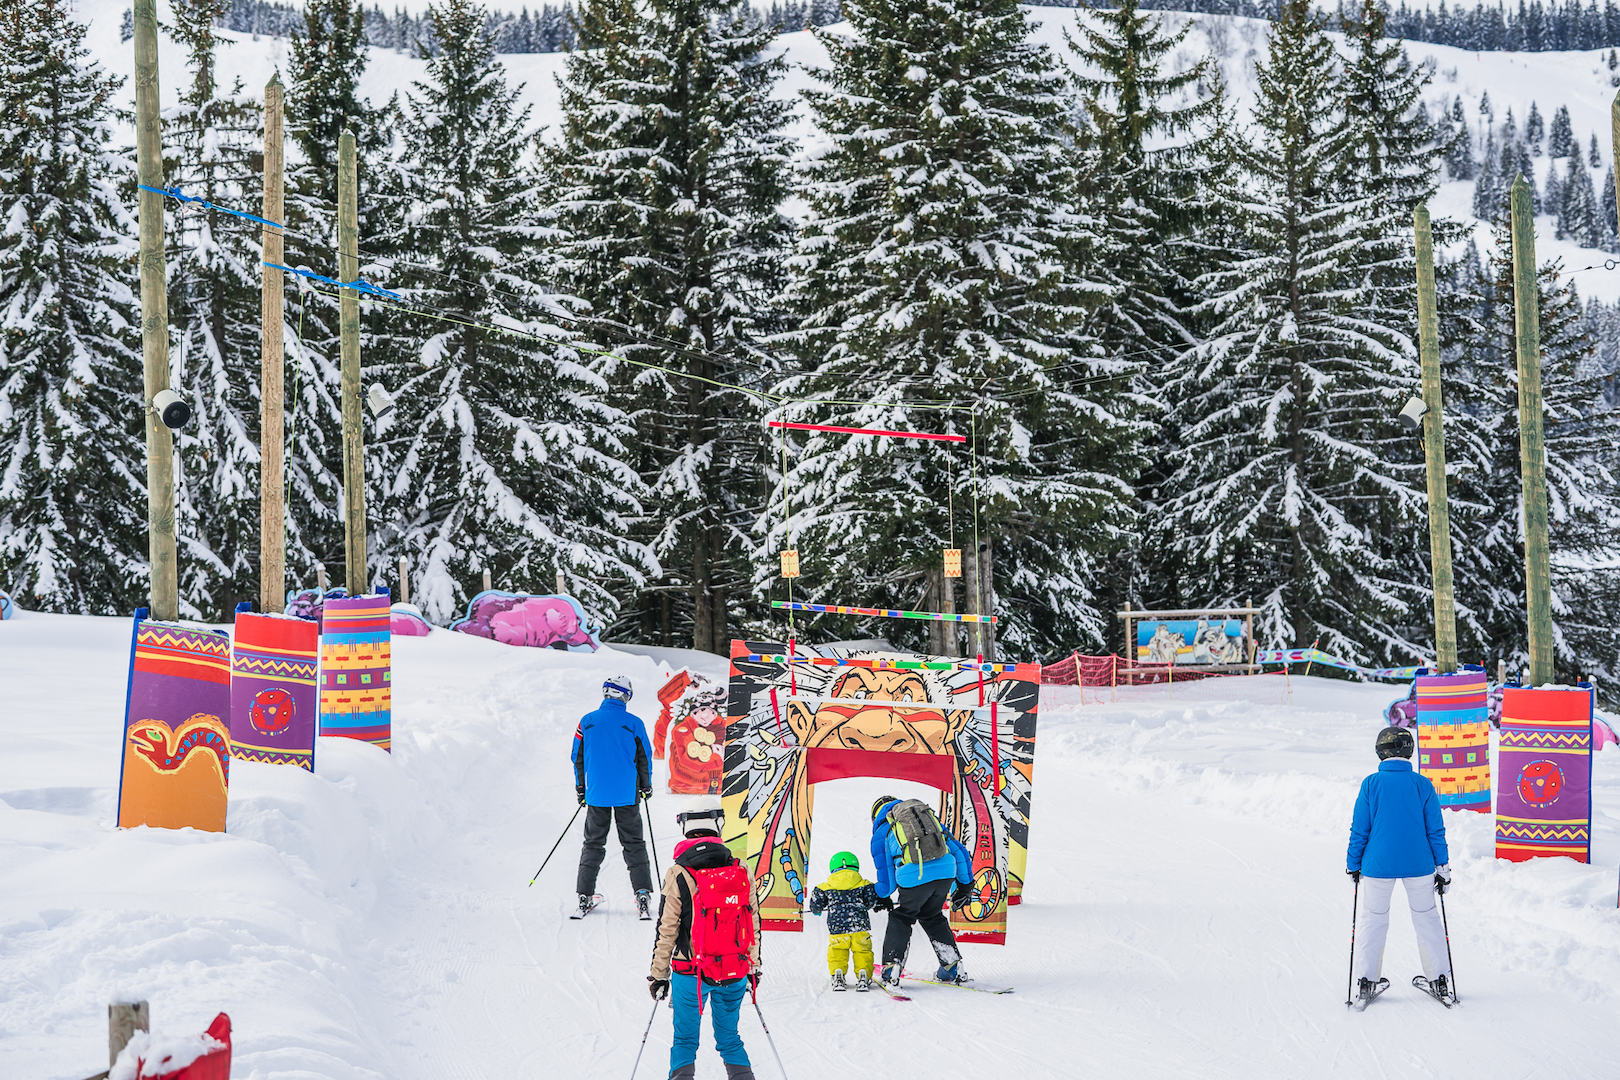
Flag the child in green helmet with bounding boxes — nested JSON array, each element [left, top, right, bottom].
[[807, 850, 892, 991]]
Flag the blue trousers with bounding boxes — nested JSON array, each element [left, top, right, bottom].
[[669, 972, 750, 1074]]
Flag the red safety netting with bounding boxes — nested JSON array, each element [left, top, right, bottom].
[[1040, 652, 1294, 707]]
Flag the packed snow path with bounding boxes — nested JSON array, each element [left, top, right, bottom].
[[4, 613, 1620, 1078]]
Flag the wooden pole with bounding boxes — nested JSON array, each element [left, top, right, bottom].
[[259, 75, 286, 616], [316, 564, 327, 593], [398, 556, 409, 604], [1510, 174, 1555, 687], [962, 545, 982, 658], [556, 569, 566, 596], [978, 539, 995, 662], [133, 0, 176, 621], [109, 1000, 149, 1067], [482, 568, 492, 593], [338, 130, 367, 597], [1414, 204, 1458, 673]]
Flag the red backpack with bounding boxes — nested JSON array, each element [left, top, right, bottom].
[[684, 862, 756, 985]]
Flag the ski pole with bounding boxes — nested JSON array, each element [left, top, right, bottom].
[[1345, 875, 1359, 1006], [751, 992, 790, 1080], [1437, 880, 1457, 1003], [644, 795, 662, 883], [527, 804, 583, 886], [629, 998, 659, 1079]]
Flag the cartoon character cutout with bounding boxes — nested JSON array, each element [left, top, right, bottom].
[[1145, 623, 1180, 664], [657, 670, 728, 794]]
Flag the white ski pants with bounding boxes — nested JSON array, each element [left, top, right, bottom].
[[1354, 875, 1451, 984]]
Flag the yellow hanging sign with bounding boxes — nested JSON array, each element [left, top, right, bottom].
[[943, 548, 962, 578], [780, 550, 801, 578]]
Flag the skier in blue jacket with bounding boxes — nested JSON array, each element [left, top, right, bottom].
[[571, 675, 655, 918], [1346, 725, 1453, 1005], [869, 796, 975, 986]]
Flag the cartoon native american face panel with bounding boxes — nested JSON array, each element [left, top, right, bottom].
[[721, 640, 1041, 943]]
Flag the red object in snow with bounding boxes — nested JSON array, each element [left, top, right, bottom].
[[142, 1014, 231, 1080]]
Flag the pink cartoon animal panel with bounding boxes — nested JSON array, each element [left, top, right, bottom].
[[448, 591, 601, 652]]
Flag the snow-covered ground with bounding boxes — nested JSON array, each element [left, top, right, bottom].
[[75, 0, 1620, 303], [4, 608, 1620, 1079]]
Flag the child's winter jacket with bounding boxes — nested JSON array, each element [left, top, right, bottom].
[[1346, 759, 1450, 878], [807, 868, 880, 934]]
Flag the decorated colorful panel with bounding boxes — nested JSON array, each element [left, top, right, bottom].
[[230, 612, 319, 770], [1415, 669, 1491, 813], [1496, 686, 1593, 863], [721, 640, 1040, 945], [319, 595, 392, 752], [654, 669, 726, 795], [117, 618, 232, 832]]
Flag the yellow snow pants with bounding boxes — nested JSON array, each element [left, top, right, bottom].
[[827, 931, 874, 976]]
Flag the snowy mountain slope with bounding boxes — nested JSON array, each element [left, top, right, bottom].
[[4, 609, 1620, 1078], [77, 0, 1620, 300]]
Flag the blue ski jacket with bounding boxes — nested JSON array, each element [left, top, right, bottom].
[[1346, 759, 1450, 878], [571, 698, 652, 807], [869, 798, 974, 897]]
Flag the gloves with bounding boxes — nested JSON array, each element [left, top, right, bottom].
[[1346, 869, 1361, 884], [576, 787, 586, 807], [749, 971, 762, 990], [648, 976, 669, 1000], [949, 881, 975, 911], [1434, 864, 1451, 894], [872, 896, 894, 913]]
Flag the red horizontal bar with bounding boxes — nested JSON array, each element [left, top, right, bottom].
[[768, 420, 966, 443]]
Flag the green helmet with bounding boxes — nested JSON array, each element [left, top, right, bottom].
[[829, 851, 860, 874]]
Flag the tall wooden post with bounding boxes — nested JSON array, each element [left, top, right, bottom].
[[338, 130, 367, 597], [133, 0, 177, 621], [1414, 205, 1458, 673], [962, 544, 982, 657], [1510, 174, 1554, 687], [109, 1000, 149, 1067], [259, 76, 286, 615], [977, 540, 995, 662]]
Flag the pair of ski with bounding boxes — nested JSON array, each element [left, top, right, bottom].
[[1353, 976, 1455, 1010], [871, 968, 1014, 1001], [568, 894, 652, 922]]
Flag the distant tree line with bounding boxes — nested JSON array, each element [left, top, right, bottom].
[[190, 0, 843, 52]]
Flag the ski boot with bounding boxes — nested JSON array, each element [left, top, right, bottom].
[[1432, 974, 1450, 1000], [830, 970, 847, 992], [935, 961, 967, 984], [855, 969, 872, 993], [636, 889, 653, 921], [575, 893, 596, 918], [1355, 976, 1390, 1010], [879, 962, 903, 987]]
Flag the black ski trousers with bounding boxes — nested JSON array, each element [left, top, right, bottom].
[[576, 803, 654, 895], [880, 877, 960, 967]]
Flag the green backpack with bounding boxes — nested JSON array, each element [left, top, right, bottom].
[[884, 799, 949, 867]]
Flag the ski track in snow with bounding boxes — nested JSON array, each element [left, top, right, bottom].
[[4, 613, 1620, 1077]]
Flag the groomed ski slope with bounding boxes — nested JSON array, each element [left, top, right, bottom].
[[3, 612, 1620, 1078]]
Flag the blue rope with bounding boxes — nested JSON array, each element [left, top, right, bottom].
[[263, 262, 404, 302], [138, 184, 285, 231]]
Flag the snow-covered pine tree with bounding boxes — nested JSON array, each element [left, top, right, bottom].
[[1446, 95, 1476, 180], [1548, 103, 1574, 157], [284, 0, 389, 592], [1447, 215, 1620, 691], [1558, 149, 1603, 248], [1340, 0, 1457, 653], [1163, 0, 1426, 662], [1472, 128, 1501, 218], [1526, 100, 1544, 154], [165, 0, 265, 618], [0, 0, 146, 614], [545, 0, 795, 652], [777, 0, 1140, 656], [1592, 132, 1604, 169], [1065, 0, 1222, 619], [373, 0, 653, 623]]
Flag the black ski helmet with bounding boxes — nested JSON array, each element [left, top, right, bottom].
[[1375, 725, 1415, 760], [871, 795, 899, 820]]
